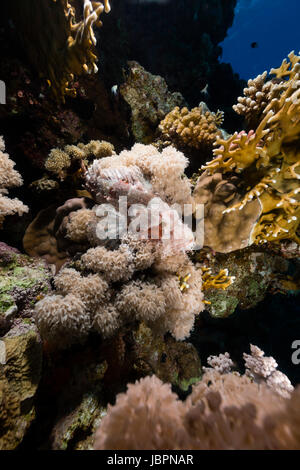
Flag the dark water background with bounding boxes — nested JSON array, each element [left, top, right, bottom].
[[221, 0, 300, 79]]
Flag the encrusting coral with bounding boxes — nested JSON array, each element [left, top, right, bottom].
[[193, 170, 261, 252], [93, 346, 298, 450], [8, 0, 111, 101], [196, 52, 300, 251], [0, 137, 28, 228], [119, 61, 186, 144], [159, 104, 224, 152], [22, 199, 93, 271], [34, 143, 205, 348]]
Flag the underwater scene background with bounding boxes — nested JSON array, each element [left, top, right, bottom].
[[0, 0, 299, 451]]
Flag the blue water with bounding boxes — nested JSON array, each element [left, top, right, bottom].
[[221, 0, 300, 80]]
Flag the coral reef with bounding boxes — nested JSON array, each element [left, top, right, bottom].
[[8, 0, 111, 101], [193, 170, 261, 252], [158, 104, 224, 152], [0, 327, 42, 450], [243, 345, 294, 399], [0, 3, 299, 452], [94, 364, 299, 450], [0, 137, 28, 228], [119, 61, 186, 144], [197, 246, 293, 318], [19, 321, 201, 450], [116, 0, 240, 113], [33, 143, 204, 348], [233, 71, 287, 129], [197, 52, 300, 251], [45, 139, 115, 180], [0, 242, 52, 334]]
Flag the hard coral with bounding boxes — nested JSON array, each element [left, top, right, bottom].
[[0, 330, 42, 450], [199, 52, 300, 250], [0, 137, 28, 228], [159, 104, 224, 152], [243, 345, 294, 398], [23, 198, 93, 270], [193, 170, 261, 252], [233, 71, 287, 129], [119, 61, 186, 144], [9, 0, 111, 101]]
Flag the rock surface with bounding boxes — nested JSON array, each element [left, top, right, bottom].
[[0, 327, 42, 450]]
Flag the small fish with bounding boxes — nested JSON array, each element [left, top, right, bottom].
[[251, 42, 258, 48], [111, 84, 118, 97], [200, 83, 209, 96]]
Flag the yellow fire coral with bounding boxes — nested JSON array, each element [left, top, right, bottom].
[[158, 104, 224, 151], [201, 267, 235, 291], [9, 0, 111, 101], [50, 0, 111, 99], [200, 52, 300, 247]]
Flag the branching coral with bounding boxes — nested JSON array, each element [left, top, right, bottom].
[[233, 71, 287, 129], [93, 364, 300, 450], [34, 143, 204, 348], [0, 137, 28, 227], [205, 352, 234, 374], [201, 267, 236, 291], [205, 346, 293, 399], [9, 0, 111, 100], [158, 104, 224, 152], [243, 345, 294, 398], [197, 52, 300, 249]]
